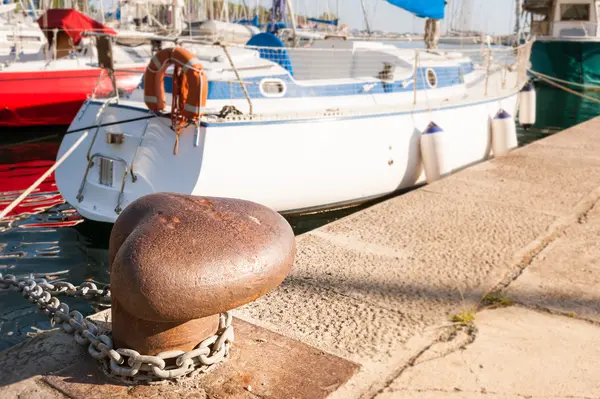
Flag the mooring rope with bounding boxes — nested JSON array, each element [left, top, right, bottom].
[[529, 69, 600, 91], [0, 113, 158, 220], [528, 69, 600, 105], [0, 132, 89, 220]]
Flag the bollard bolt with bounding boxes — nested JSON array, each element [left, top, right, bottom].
[[109, 193, 296, 355]]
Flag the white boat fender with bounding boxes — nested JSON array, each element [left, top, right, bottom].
[[491, 109, 518, 157], [519, 81, 536, 129], [420, 122, 450, 183]]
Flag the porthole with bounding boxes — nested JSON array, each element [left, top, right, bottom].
[[425, 68, 438, 88], [259, 78, 287, 98]]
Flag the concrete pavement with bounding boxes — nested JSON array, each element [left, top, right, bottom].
[[3, 116, 600, 398]]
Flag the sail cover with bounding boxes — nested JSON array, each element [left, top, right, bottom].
[[307, 17, 339, 26], [37, 9, 117, 45], [386, 0, 446, 19]]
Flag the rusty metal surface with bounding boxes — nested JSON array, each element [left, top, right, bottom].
[[111, 301, 220, 354], [43, 318, 360, 399], [109, 193, 296, 353]]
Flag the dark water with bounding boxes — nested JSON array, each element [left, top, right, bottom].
[[1, 85, 599, 351]]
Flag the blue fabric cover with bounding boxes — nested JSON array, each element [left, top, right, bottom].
[[246, 32, 294, 77], [307, 17, 339, 26], [386, 0, 446, 19], [233, 15, 259, 27]]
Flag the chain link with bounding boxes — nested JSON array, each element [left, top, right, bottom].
[[0, 272, 234, 384]]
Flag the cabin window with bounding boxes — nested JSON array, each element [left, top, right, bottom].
[[425, 68, 438, 88], [259, 79, 287, 98], [560, 4, 590, 21]]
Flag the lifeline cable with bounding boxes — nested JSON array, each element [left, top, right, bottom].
[[64, 113, 159, 135]]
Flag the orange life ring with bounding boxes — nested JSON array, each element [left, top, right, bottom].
[[143, 47, 208, 121]]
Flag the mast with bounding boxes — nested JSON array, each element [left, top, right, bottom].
[[99, 0, 105, 23], [206, 0, 213, 20], [172, 0, 183, 32], [284, 0, 298, 46], [336, 0, 340, 30], [221, 0, 229, 22], [514, 0, 521, 37], [256, 0, 260, 24], [359, 0, 371, 35]]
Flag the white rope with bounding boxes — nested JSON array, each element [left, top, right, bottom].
[[528, 69, 600, 104], [0, 131, 89, 220], [529, 69, 600, 90]]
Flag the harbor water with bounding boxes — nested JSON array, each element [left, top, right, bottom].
[[1, 83, 599, 351]]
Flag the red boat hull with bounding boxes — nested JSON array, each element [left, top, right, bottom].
[[0, 67, 144, 127]]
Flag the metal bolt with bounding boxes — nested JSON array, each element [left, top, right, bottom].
[[109, 193, 296, 355]]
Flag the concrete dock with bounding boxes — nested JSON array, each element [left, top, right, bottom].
[[3, 116, 600, 398]]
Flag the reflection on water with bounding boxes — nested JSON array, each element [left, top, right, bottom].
[[1, 85, 597, 350], [533, 84, 600, 131], [516, 84, 600, 147], [0, 132, 110, 349]]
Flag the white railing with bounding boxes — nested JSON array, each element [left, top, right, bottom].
[[218, 40, 533, 103], [85, 36, 534, 120]]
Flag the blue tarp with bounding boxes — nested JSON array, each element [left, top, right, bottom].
[[105, 6, 121, 21], [246, 32, 293, 77], [386, 0, 446, 19], [233, 15, 259, 27], [262, 21, 287, 32], [307, 17, 339, 26]]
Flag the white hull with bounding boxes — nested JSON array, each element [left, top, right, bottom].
[[55, 39, 533, 223], [57, 93, 518, 223], [0, 26, 46, 57]]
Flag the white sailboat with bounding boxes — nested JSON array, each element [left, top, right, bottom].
[[0, 2, 46, 58], [53, 1, 535, 223]]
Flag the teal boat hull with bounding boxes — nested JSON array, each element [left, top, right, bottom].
[[530, 40, 600, 89]]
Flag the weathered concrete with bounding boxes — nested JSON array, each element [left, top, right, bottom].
[[377, 307, 600, 398], [234, 116, 600, 397], [507, 199, 600, 323], [43, 317, 359, 399], [0, 330, 81, 398], [2, 116, 600, 398]]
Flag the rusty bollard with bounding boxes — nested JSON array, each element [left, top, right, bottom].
[[108, 193, 296, 356]]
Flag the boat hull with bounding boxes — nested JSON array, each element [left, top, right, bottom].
[[530, 39, 600, 89], [0, 68, 144, 127], [56, 93, 519, 224]]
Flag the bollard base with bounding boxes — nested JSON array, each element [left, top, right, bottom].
[[43, 318, 360, 399], [111, 300, 221, 355]]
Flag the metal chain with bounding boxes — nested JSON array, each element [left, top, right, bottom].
[[0, 273, 234, 384]]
